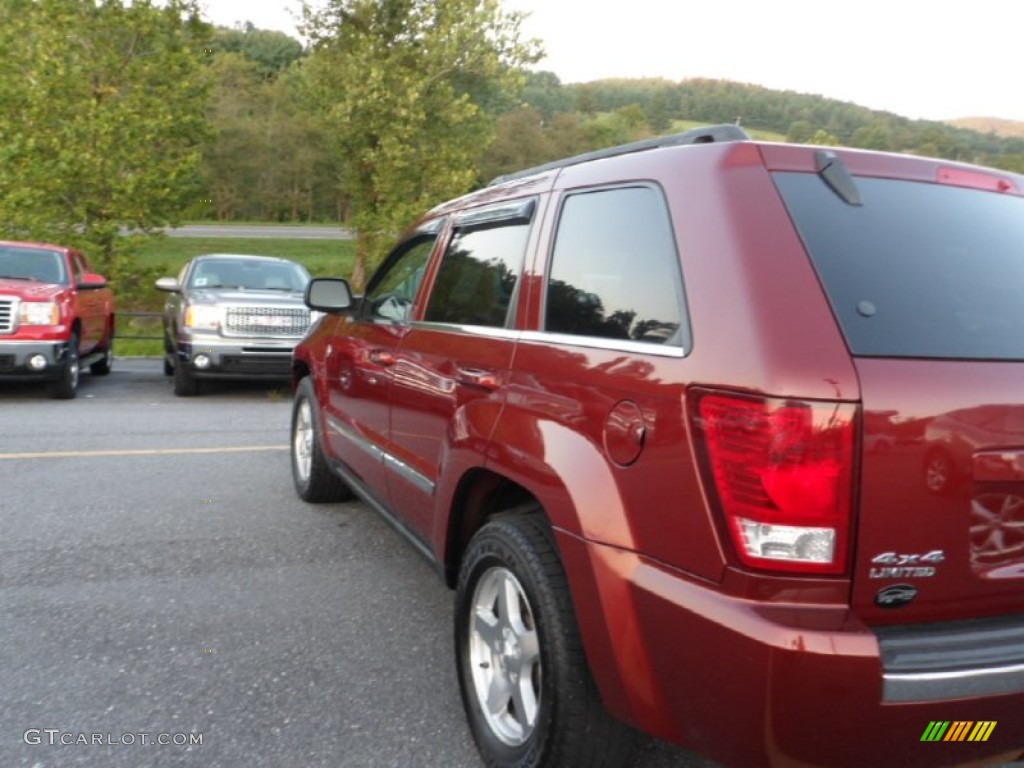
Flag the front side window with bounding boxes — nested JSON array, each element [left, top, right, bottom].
[[363, 234, 438, 322], [70, 253, 88, 283], [545, 185, 687, 348], [424, 201, 533, 328]]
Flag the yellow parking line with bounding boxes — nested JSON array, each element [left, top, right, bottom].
[[0, 445, 288, 460]]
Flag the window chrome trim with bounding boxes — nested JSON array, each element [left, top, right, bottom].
[[519, 330, 685, 358], [409, 321, 522, 341], [326, 415, 435, 496]]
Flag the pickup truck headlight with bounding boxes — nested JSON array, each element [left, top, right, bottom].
[[19, 301, 60, 326], [184, 304, 223, 331]]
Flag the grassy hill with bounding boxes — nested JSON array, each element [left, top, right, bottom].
[[946, 117, 1024, 138]]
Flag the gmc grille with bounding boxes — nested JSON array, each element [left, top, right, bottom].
[[223, 307, 310, 338], [0, 297, 16, 334]]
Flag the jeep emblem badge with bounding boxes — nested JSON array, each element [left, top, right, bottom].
[[875, 584, 918, 608]]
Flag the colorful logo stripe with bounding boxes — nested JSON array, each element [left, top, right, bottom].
[[921, 721, 996, 742]]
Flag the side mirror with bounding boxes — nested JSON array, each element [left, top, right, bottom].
[[78, 273, 108, 290], [305, 277, 353, 312], [155, 276, 180, 293]]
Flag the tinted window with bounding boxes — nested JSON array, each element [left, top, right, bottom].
[[424, 220, 528, 328], [775, 173, 1024, 360], [364, 235, 437, 322], [545, 186, 687, 347]]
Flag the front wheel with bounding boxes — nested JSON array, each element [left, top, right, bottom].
[[455, 509, 635, 768], [173, 356, 199, 396], [48, 333, 80, 399], [291, 376, 353, 503]]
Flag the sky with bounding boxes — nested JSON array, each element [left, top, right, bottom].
[[199, 0, 1024, 123]]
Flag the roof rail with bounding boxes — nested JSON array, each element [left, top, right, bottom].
[[488, 123, 751, 186]]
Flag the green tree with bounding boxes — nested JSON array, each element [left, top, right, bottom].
[[300, 0, 541, 289], [478, 106, 552, 184], [808, 129, 840, 146], [851, 121, 893, 150], [786, 119, 816, 143], [0, 0, 213, 299], [212, 22, 304, 79], [521, 70, 572, 119], [201, 53, 265, 220]]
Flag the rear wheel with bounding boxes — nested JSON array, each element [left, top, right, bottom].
[[455, 509, 635, 768], [90, 336, 114, 375], [291, 376, 352, 502], [48, 333, 80, 399]]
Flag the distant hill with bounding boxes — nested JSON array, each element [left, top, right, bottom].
[[947, 117, 1024, 138]]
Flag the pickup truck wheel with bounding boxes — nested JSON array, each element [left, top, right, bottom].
[[291, 377, 352, 502], [90, 337, 114, 375], [173, 357, 199, 396], [48, 333, 80, 399], [456, 510, 635, 768]]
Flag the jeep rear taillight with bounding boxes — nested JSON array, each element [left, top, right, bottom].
[[693, 392, 857, 575]]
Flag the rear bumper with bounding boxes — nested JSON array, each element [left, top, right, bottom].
[[175, 337, 296, 379], [878, 616, 1024, 703], [0, 340, 69, 381], [558, 533, 1024, 768]]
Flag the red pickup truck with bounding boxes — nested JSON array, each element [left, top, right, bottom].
[[0, 240, 115, 398]]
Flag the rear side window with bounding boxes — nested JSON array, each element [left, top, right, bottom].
[[424, 203, 532, 328], [545, 185, 688, 348], [775, 173, 1024, 360]]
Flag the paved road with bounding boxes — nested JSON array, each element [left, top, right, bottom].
[[0, 359, 716, 768], [166, 224, 354, 240]]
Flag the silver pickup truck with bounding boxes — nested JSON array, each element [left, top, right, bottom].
[[156, 253, 313, 396]]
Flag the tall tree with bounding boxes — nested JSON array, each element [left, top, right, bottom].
[[0, 0, 212, 297], [300, 0, 541, 288], [212, 23, 304, 80]]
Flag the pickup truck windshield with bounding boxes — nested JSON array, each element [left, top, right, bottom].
[[0, 246, 67, 285], [188, 259, 309, 292]]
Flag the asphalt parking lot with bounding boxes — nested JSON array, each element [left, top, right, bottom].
[[0, 358, 716, 768]]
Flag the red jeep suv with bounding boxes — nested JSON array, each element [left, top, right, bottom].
[[290, 125, 1024, 768]]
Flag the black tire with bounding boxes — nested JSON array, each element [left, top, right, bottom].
[[90, 335, 114, 375], [163, 333, 175, 376], [455, 509, 636, 768], [173, 356, 199, 397], [48, 332, 80, 399], [291, 376, 353, 502]]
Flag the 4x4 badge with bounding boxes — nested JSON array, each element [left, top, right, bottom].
[[869, 550, 945, 579]]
